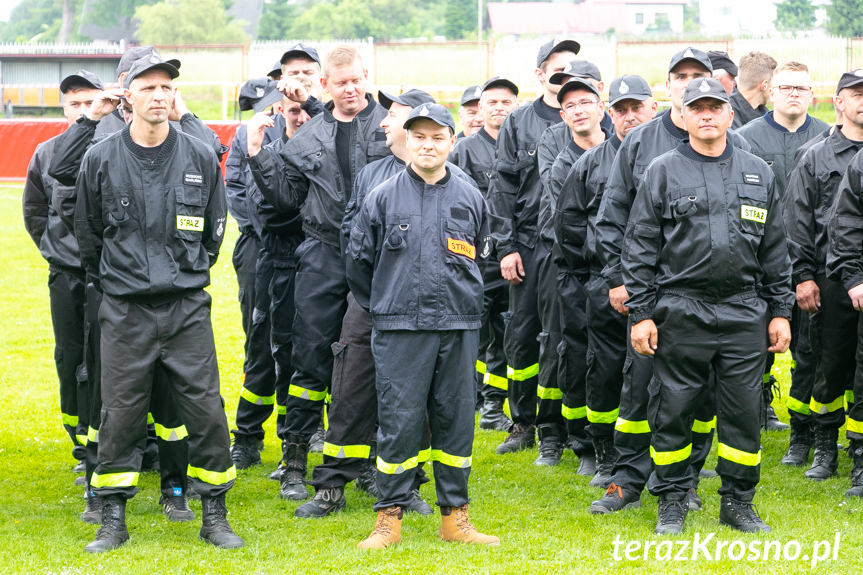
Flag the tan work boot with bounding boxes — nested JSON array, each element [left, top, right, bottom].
[[357, 506, 402, 549], [439, 504, 500, 545]]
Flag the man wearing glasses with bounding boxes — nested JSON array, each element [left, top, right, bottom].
[[738, 61, 829, 447]]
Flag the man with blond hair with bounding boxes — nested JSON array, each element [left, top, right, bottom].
[[250, 44, 390, 502], [731, 51, 777, 128]]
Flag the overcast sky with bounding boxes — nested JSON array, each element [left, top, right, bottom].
[[0, 0, 22, 22]]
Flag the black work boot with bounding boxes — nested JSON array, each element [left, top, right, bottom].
[[403, 488, 434, 515], [309, 422, 325, 454], [84, 495, 129, 553], [655, 493, 688, 535], [230, 434, 262, 470], [534, 426, 564, 466], [588, 436, 617, 488], [781, 421, 813, 466], [686, 487, 702, 511], [355, 458, 380, 499], [845, 441, 863, 497], [280, 435, 310, 500], [495, 424, 536, 455], [762, 376, 789, 431], [199, 494, 244, 548], [160, 491, 195, 522], [589, 482, 641, 514], [270, 461, 285, 481], [479, 399, 512, 432], [294, 486, 347, 518], [80, 488, 102, 524], [719, 496, 771, 532], [805, 425, 839, 480]]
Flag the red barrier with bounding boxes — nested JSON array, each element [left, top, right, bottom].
[[0, 119, 241, 181]]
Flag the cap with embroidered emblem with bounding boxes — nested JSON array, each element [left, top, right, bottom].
[[608, 75, 652, 106], [481, 76, 519, 96], [682, 77, 730, 106], [280, 43, 320, 65], [460, 85, 483, 106], [403, 103, 455, 132], [60, 69, 104, 93], [557, 76, 600, 104], [123, 54, 180, 89], [238, 78, 283, 112], [836, 69, 863, 94], [707, 51, 738, 77], [668, 47, 713, 74], [117, 46, 180, 77]]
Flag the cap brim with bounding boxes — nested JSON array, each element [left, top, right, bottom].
[[549, 71, 572, 86], [557, 79, 599, 103], [404, 116, 454, 131], [253, 89, 284, 113], [548, 40, 581, 60], [670, 57, 711, 74], [838, 78, 863, 93], [683, 94, 730, 106], [608, 93, 650, 106], [60, 75, 101, 93], [378, 90, 397, 110], [281, 49, 319, 65], [483, 78, 519, 96]]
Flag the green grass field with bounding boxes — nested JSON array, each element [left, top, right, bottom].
[[1, 182, 860, 574]]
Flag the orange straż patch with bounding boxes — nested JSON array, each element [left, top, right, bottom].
[[447, 238, 475, 259]]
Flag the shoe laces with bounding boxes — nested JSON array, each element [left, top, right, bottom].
[[373, 508, 399, 536], [204, 497, 231, 529], [605, 483, 623, 499], [538, 440, 561, 457], [726, 499, 762, 527], [164, 494, 190, 512], [315, 488, 341, 503], [453, 505, 476, 533], [659, 498, 686, 524]]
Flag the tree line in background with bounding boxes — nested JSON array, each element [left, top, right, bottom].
[[1, 0, 863, 45]]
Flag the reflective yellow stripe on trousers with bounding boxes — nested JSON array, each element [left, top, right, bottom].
[[240, 387, 276, 406], [288, 384, 327, 402], [187, 464, 237, 485], [537, 385, 563, 400], [154, 423, 189, 442], [377, 455, 419, 475], [91, 471, 139, 488], [587, 407, 619, 424], [323, 442, 371, 459], [507, 363, 539, 381], [786, 396, 811, 416], [562, 404, 587, 420], [717, 442, 761, 466], [484, 372, 508, 391], [431, 449, 471, 468], [615, 418, 650, 434], [691, 416, 716, 434], [809, 395, 845, 415], [62, 413, 79, 427], [650, 443, 692, 466]]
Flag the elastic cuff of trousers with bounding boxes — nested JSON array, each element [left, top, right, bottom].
[[484, 372, 508, 391], [288, 384, 327, 402], [616, 417, 650, 434], [154, 423, 189, 442], [187, 464, 237, 486], [537, 385, 563, 400], [650, 443, 692, 466], [377, 455, 419, 475], [717, 442, 761, 467], [276, 404, 287, 415], [240, 387, 276, 406], [786, 396, 811, 416], [810, 396, 845, 415], [322, 442, 371, 459], [562, 404, 587, 420], [91, 471, 140, 488], [62, 413, 79, 427], [507, 363, 539, 381], [587, 407, 620, 424], [430, 449, 472, 468], [691, 416, 716, 434], [476, 360, 487, 375], [87, 427, 99, 443]]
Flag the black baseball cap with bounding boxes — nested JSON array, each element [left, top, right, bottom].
[[668, 47, 713, 74], [683, 77, 731, 106], [557, 77, 601, 104], [460, 85, 483, 106], [549, 60, 602, 85], [267, 61, 282, 80], [60, 69, 103, 93], [403, 103, 455, 132], [378, 88, 435, 110], [481, 76, 519, 96], [608, 75, 652, 106], [707, 51, 738, 77], [280, 43, 320, 65], [836, 69, 863, 94], [117, 46, 180, 77], [536, 38, 581, 68], [238, 78, 283, 113], [123, 54, 180, 89]]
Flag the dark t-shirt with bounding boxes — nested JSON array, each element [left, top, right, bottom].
[[336, 120, 352, 198]]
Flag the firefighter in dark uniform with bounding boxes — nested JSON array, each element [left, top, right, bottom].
[[226, 78, 285, 470], [249, 45, 390, 501], [75, 55, 242, 552], [826, 137, 863, 498], [623, 77, 793, 535], [738, 61, 829, 443], [450, 76, 520, 433], [730, 51, 776, 129], [533, 77, 607, 469], [593, 48, 750, 514], [23, 70, 102, 472], [48, 51, 221, 524], [293, 89, 448, 518], [789, 70, 863, 481], [488, 38, 580, 456], [456, 85, 483, 139], [554, 75, 658, 491], [348, 103, 498, 549]]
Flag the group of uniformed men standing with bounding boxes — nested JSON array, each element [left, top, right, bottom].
[[22, 36, 863, 551]]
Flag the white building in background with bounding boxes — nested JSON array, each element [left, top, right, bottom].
[[699, 0, 778, 37]]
